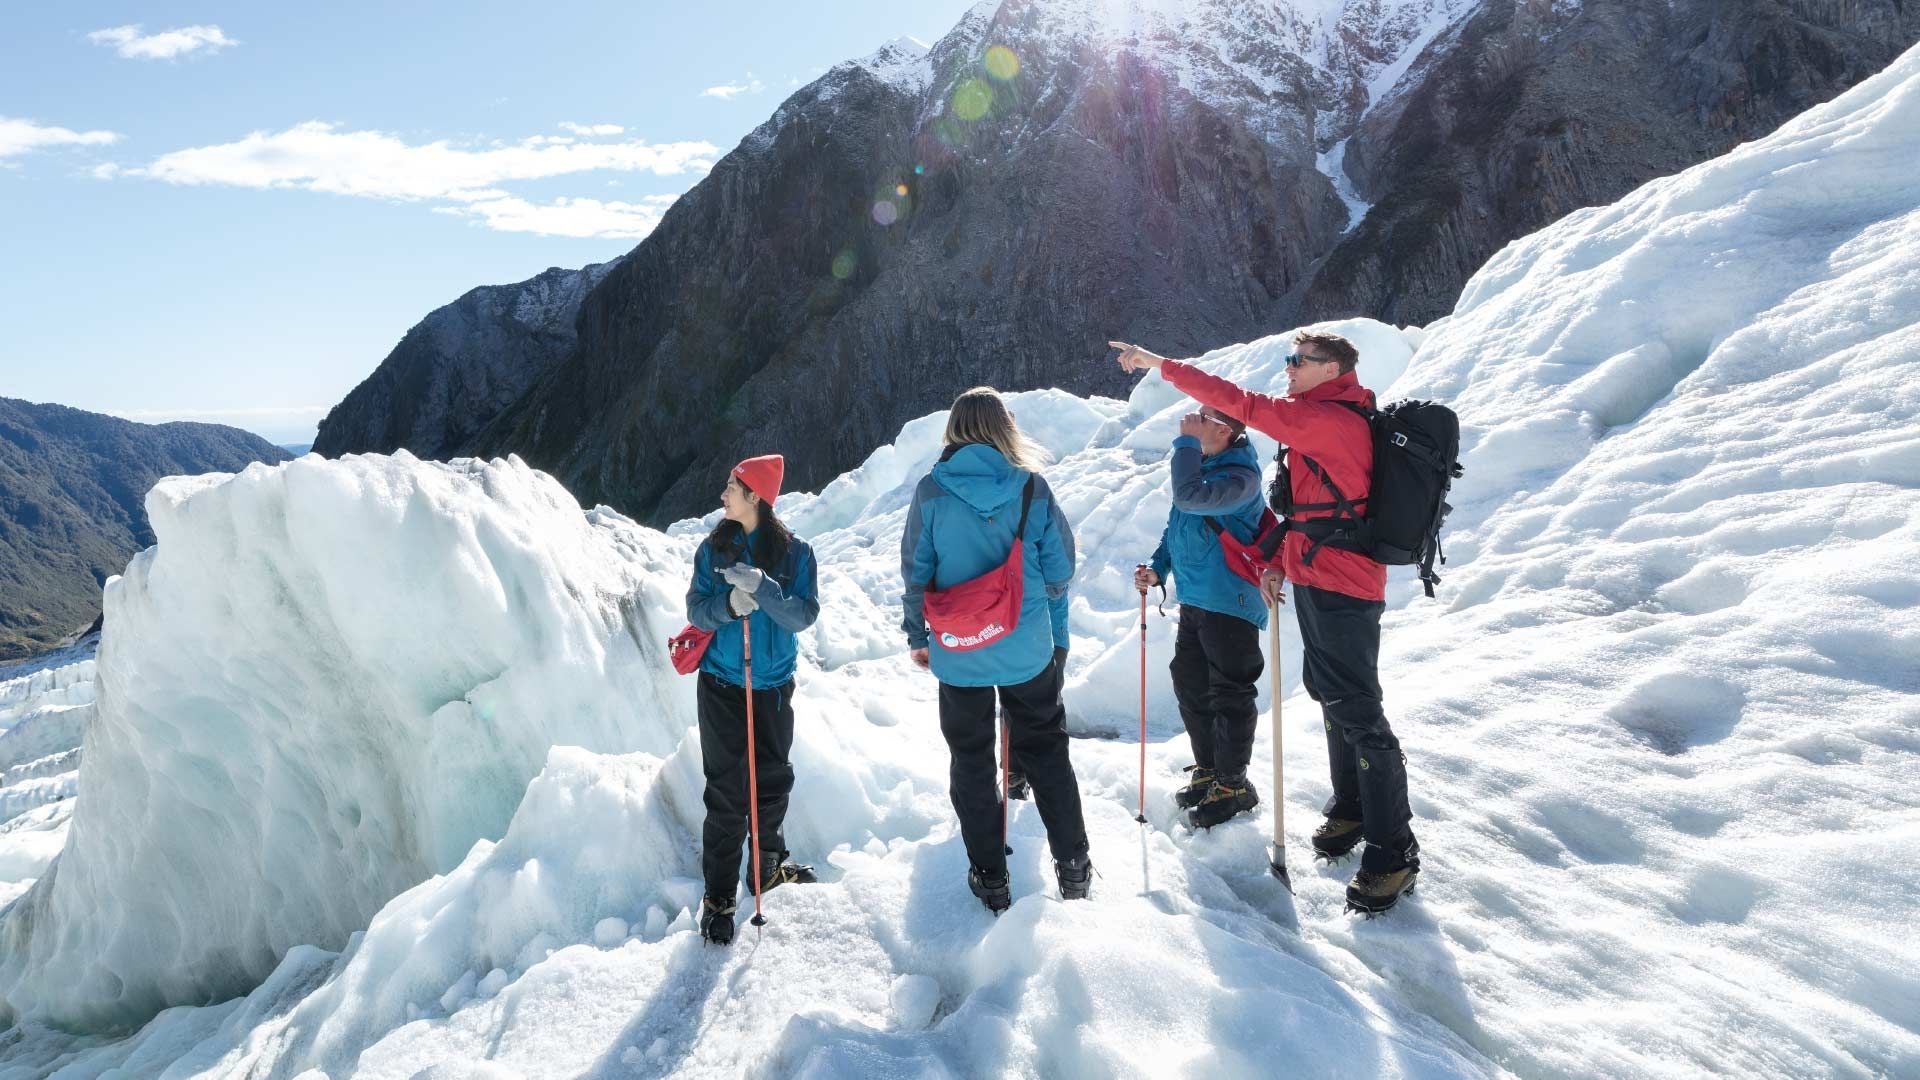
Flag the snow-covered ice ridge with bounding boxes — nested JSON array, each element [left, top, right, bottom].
[[0, 651, 92, 911], [4, 39, 1920, 1080]]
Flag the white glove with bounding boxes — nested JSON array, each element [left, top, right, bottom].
[[722, 564, 766, 592], [728, 587, 760, 617]]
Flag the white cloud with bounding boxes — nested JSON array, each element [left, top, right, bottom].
[[99, 121, 714, 239], [89, 24, 237, 61], [121, 121, 715, 200], [559, 122, 624, 136], [437, 194, 680, 239], [0, 116, 120, 159], [701, 79, 765, 100]]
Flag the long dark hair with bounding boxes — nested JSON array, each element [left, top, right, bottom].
[[706, 484, 793, 574]]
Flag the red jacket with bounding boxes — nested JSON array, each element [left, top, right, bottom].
[[1162, 360, 1386, 602]]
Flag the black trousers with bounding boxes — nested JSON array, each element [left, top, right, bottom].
[[1294, 583, 1416, 872], [937, 658, 1090, 877], [1170, 605, 1265, 779], [697, 671, 797, 898]]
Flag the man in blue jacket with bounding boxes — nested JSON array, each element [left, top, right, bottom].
[[1136, 407, 1269, 828]]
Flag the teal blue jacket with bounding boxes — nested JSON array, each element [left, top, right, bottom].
[[1149, 434, 1268, 629], [901, 444, 1075, 687], [687, 527, 819, 687]]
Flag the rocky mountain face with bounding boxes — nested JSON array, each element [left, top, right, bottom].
[[313, 260, 618, 459], [0, 400, 289, 660], [318, 0, 1919, 525], [1300, 0, 1920, 325]]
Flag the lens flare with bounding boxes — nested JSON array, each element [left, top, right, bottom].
[[952, 78, 992, 121], [914, 164, 925, 175], [871, 200, 899, 226], [831, 250, 857, 279], [984, 45, 1019, 81], [895, 183, 910, 197]]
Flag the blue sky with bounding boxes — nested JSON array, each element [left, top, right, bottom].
[[1, 2, 974, 445]]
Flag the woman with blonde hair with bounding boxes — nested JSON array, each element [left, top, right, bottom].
[[900, 387, 1091, 913]]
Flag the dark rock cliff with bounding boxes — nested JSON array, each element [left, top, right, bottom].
[[317, 0, 1920, 525], [314, 261, 619, 459], [1298, 0, 1920, 325]]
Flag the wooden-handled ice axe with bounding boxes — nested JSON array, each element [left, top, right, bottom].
[[1135, 565, 1149, 824], [1267, 593, 1292, 892]]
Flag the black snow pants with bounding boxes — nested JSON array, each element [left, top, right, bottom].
[[697, 670, 797, 899], [1294, 583, 1417, 873], [937, 655, 1090, 878], [1170, 605, 1265, 780]]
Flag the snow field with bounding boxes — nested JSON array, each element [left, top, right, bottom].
[[4, 36, 1920, 1080]]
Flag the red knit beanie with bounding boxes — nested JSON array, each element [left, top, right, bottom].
[[732, 454, 785, 507]]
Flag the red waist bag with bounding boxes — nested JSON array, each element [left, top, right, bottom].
[[668, 624, 715, 675], [921, 476, 1036, 653], [1207, 508, 1285, 586]]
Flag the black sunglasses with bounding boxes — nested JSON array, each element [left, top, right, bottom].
[[1283, 352, 1332, 369]]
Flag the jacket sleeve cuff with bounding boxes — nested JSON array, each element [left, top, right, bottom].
[[1170, 434, 1201, 451]]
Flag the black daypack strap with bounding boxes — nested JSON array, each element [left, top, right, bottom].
[[1291, 456, 1370, 566], [1011, 474, 1037, 539]]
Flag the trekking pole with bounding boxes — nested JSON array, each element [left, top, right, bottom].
[[1135, 570, 1149, 825], [743, 619, 767, 928], [1000, 704, 1013, 855], [1267, 595, 1292, 892]]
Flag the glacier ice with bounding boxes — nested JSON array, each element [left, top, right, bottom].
[[3, 36, 1919, 1080]]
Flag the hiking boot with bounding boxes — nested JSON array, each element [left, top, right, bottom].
[[1173, 765, 1214, 809], [758, 853, 819, 893], [1311, 816, 1365, 862], [1006, 770, 1031, 801], [1056, 854, 1092, 900], [1187, 775, 1259, 829], [968, 866, 1012, 915], [1346, 841, 1421, 916], [699, 896, 737, 945]]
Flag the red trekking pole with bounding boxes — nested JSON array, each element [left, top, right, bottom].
[[743, 619, 766, 929], [1135, 567, 1149, 824]]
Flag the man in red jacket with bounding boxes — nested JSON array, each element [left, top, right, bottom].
[[1111, 332, 1420, 914]]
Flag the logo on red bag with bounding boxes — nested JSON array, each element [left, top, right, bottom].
[[940, 623, 1005, 650]]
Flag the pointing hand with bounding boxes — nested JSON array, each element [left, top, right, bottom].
[[1109, 341, 1166, 374]]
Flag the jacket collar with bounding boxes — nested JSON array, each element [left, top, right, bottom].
[[1300, 371, 1374, 406]]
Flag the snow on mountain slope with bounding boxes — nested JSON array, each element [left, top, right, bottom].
[[4, 36, 1918, 1080], [1360, 38, 1920, 1076]]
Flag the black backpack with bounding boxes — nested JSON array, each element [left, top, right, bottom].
[[1267, 400, 1464, 597]]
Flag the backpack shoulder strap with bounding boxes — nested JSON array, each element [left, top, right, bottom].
[[1012, 474, 1038, 538]]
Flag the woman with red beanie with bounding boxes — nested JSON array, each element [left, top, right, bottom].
[[684, 454, 821, 944]]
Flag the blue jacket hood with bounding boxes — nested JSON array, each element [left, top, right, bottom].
[[932, 444, 1029, 515]]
